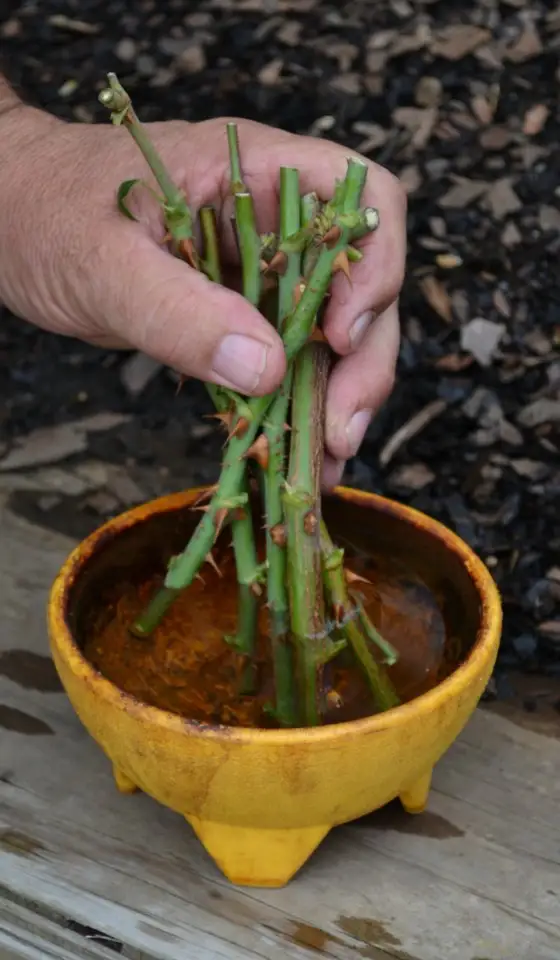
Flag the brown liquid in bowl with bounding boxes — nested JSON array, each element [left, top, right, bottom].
[[83, 537, 459, 729]]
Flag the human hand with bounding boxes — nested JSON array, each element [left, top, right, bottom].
[[0, 104, 405, 486]]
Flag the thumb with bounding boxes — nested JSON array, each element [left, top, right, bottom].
[[104, 236, 286, 395]]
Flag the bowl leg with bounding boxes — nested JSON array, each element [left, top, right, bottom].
[[399, 769, 432, 814], [186, 816, 330, 888], [113, 764, 139, 795]]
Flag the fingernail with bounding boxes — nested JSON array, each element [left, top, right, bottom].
[[211, 334, 269, 393], [346, 409, 372, 456], [349, 310, 375, 350]]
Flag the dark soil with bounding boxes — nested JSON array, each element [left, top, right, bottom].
[[1, 0, 559, 710]]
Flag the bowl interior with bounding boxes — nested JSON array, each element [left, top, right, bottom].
[[66, 491, 482, 675]]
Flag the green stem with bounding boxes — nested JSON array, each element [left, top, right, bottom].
[[99, 74, 194, 246], [319, 521, 400, 712], [284, 342, 330, 726], [132, 161, 378, 636], [200, 206, 222, 284], [262, 166, 301, 727], [226, 122, 246, 194], [227, 478, 263, 694], [234, 193, 261, 307]]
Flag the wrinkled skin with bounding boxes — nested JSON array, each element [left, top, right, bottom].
[[0, 103, 406, 486]]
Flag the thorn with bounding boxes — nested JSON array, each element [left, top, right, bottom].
[[321, 225, 342, 247], [344, 568, 371, 586], [332, 250, 352, 284], [191, 504, 211, 514], [333, 603, 345, 625], [243, 434, 269, 470], [309, 327, 328, 343], [303, 510, 318, 536], [195, 573, 206, 585], [269, 523, 287, 547], [158, 232, 172, 246], [283, 422, 292, 432], [259, 258, 269, 273], [205, 551, 222, 577], [266, 250, 288, 275], [193, 485, 218, 507], [178, 237, 199, 269], [250, 581, 262, 598], [293, 280, 306, 307], [213, 506, 229, 540], [227, 416, 250, 443], [175, 374, 186, 396], [206, 410, 233, 430]]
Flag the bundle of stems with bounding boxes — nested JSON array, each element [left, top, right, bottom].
[[99, 73, 400, 727]]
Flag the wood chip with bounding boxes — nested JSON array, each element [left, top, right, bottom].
[[435, 353, 473, 372], [471, 95, 495, 125], [258, 58, 283, 85], [480, 126, 513, 151], [517, 399, 560, 428], [439, 179, 488, 208], [501, 221, 522, 248], [505, 22, 543, 62], [388, 463, 436, 491], [379, 400, 447, 467], [399, 164, 422, 194], [493, 289, 511, 318], [392, 107, 438, 148], [415, 76, 442, 108], [48, 14, 99, 34], [436, 253, 463, 269], [485, 178, 522, 219], [539, 206, 560, 232], [460, 319, 506, 367], [431, 25, 491, 60], [537, 620, 560, 639], [120, 353, 163, 397], [523, 103, 550, 136], [419, 274, 452, 322]]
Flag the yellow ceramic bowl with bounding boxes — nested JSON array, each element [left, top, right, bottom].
[[48, 487, 501, 888]]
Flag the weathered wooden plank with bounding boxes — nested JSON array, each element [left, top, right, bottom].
[[1, 498, 559, 960], [0, 895, 126, 960]]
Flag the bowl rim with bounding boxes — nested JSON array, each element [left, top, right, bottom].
[[48, 485, 502, 745]]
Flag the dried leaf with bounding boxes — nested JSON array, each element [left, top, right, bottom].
[[419, 274, 453, 322]]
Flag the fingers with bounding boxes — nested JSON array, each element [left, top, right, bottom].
[[324, 301, 400, 462], [97, 229, 286, 395], [321, 454, 346, 492]]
